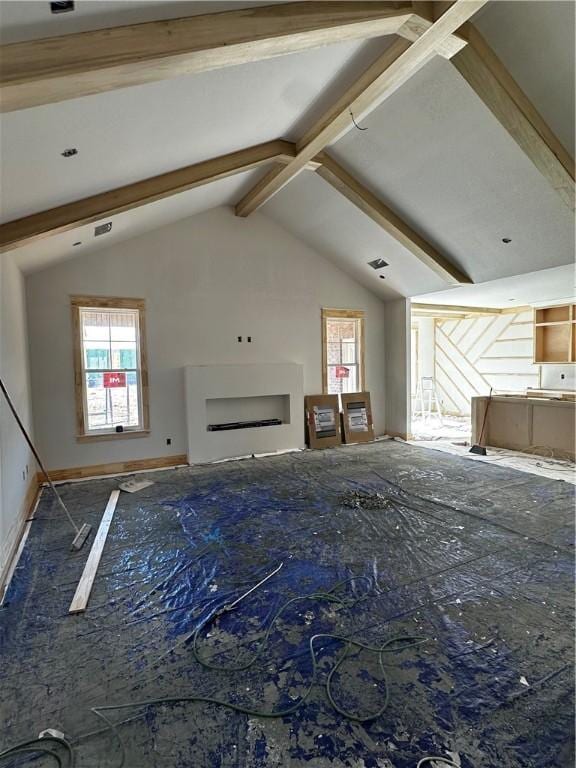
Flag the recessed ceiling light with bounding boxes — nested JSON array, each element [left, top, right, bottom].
[[61, 148, 78, 157], [50, 1, 75, 13], [368, 258, 388, 270], [95, 222, 112, 236], [502, 237, 512, 244]]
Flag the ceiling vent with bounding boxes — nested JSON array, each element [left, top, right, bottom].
[[95, 222, 112, 237], [50, 2, 75, 13], [368, 258, 388, 270]]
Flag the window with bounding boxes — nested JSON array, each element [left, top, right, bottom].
[[71, 296, 149, 440], [322, 309, 365, 395]]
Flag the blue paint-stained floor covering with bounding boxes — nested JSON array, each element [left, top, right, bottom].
[[1, 440, 574, 767]]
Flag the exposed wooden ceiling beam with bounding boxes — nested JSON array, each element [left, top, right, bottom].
[[0, 2, 421, 113], [235, 0, 488, 218], [451, 24, 575, 210], [399, 2, 468, 58], [0, 140, 295, 253], [317, 153, 471, 284], [412, 303, 529, 316]]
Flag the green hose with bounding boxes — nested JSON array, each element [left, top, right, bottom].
[[2, 575, 429, 768], [0, 734, 74, 767], [87, 576, 427, 767]]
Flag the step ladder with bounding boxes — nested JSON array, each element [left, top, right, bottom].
[[413, 376, 443, 422]]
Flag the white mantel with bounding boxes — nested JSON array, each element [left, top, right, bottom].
[[184, 363, 304, 463]]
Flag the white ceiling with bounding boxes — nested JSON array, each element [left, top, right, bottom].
[[1, 1, 574, 307], [12, 169, 265, 273], [474, 0, 575, 158], [263, 169, 446, 301], [330, 54, 574, 285], [414, 263, 576, 309], [0, 35, 390, 221]]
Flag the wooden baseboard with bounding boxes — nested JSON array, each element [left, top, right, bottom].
[[41, 454, 188, 483], [0, 475, 41, 598]]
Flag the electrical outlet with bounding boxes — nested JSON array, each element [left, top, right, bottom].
[[166, 438, 172, 446], [561, 373, 565, 380], [237, 336, 242, 342], [247, 336, 252, 343]]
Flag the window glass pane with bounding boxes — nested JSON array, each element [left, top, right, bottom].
[[341, 341, 356, 364], [342, 367, 358, 393], [111, 341, 137, 369], [110, 312, 137, 342], [84, 342, 110, 370], [327, 341, 342, 364], [82, 311, 110, 342], [327, 318, 357, 342], [85, 372, 107, 428], [85, 371, 140, 431], [327, 365, 358, 395]]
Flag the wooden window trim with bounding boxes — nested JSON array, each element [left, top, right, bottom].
[[71, 295, 149, 441], [321, 308, 365, 395]]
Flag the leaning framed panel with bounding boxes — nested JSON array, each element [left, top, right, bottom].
[[305, 394, 341, 449], [341, 391, 374, 444]]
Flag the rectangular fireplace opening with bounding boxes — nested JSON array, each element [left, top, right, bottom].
[[206, 394, 290, 432]]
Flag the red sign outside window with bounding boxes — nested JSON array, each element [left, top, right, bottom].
[[103, 372, 126, 388], [335, 366, 350, 379]]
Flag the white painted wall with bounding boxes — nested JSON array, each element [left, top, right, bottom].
[[0, 256, 34, 577], [417, 317, 435, 379], [412, 310, 545, 417], [541, 364, 576, 391], [384, 298, 410, 438], [26, 207, 387, 470]]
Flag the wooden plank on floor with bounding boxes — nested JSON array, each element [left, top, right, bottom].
[[69, 490, 120, 614]]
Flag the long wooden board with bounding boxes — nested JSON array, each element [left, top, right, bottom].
[[69, 490, 120, 614], [0, 2, 415, 112], [0, 140, 294, 253]]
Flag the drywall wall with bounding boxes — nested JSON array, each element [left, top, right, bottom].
[[541, 364, 576, 391], [411, 317, 435, 393], [0, 256, 34, 578], [26, 207, 387, 471], [415, 309, 540, 416], [384, 298, 410, 438]]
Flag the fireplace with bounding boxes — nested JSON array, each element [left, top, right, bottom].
[[184, 363, 304, 463]]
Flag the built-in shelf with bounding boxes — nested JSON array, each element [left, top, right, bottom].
[[535, 305, 570, 324], [534, 304, 576, 364]]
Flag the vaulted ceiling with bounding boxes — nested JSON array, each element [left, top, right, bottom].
[[0, 1, 574, 307]]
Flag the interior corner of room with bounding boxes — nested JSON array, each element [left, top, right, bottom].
[[0, 1, 574, 766]]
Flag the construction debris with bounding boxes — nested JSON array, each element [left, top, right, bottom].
[[340, 489, 391, 510], [118, 478, 155, 493]]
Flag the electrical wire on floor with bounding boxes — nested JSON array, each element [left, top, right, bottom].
[[0, 734, 74, 767], [0, 571, 436, 768], [84, 576, 428, 768], [0, 574, 431, 768]]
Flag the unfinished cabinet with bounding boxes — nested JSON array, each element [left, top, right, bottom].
[[534, 304, 576, 364]]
